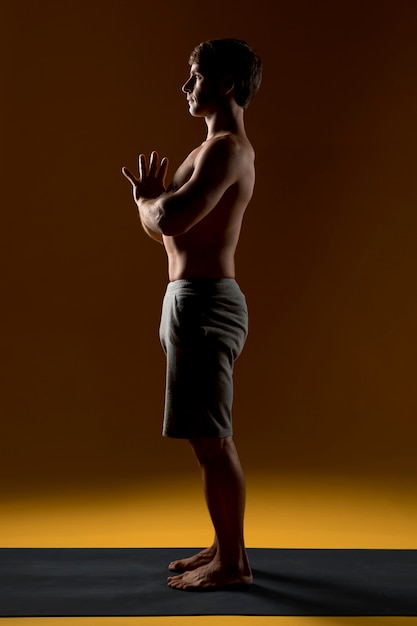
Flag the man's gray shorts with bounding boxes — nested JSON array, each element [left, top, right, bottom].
[[159, 278, 248, 438]]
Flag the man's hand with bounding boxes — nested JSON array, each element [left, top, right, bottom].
[[122, 151, 169, 205], [122, 151, 170, 242]]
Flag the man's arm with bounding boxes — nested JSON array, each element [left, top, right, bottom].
[[122, 152, 168, 243], [148, 138, 240, 237], [122, 138, 240, 239], [139, 220, 163, 244]]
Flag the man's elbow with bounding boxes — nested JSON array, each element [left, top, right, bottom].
[[156, 212, 189, 237], [156, 195, 198, 236]]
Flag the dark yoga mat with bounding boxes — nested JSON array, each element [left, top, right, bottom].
[[0, 548, 416, 617]]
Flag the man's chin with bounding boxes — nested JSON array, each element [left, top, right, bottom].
[[188, 105, 204, 118]]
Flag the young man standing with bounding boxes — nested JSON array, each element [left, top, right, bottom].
[[122, 38, 262, 591]]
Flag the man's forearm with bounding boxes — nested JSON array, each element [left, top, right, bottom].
[[138, 197, 166, 234], [140, 218, 164, 243]]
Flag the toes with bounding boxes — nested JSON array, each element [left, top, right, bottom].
[[168, 572, 192, 590], [168, 560, 183, 572], [167, 573, 184, 583], [168, 578, 185, 589]]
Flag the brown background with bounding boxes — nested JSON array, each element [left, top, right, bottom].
[[1, 0, 416, 494]]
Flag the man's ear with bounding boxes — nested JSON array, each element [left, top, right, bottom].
[[221, 74, 235, 96]]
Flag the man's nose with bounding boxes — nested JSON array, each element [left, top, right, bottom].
[[182, 77, 193, 93]]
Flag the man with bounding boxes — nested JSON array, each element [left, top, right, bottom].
[[122, 38, 262, 591]]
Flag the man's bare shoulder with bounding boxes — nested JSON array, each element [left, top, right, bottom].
[[200, 132, 254, 158], [171, 134, 253, 192], [193, 133, 254, 180]]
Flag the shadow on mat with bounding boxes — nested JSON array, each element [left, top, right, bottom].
[[250, 566, 415, 615]]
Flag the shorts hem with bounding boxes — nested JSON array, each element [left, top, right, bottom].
[[162, 429, 233, 439]]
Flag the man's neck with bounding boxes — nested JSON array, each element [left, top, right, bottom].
[[205, 103, 245, 140]]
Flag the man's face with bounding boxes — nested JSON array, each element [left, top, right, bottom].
[[181, 63, 221, 117]]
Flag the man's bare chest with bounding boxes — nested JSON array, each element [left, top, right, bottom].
[[170, 145, 204, 191]]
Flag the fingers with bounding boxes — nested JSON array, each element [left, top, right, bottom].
[[121, 166, 137, 186], [157, 156, 169, 187], [138, 152, 160, 180], [149, 151, 168, 182], [123, 152, 168, 185], [138, 154, 147, 181], [149, 151, 158, 178]]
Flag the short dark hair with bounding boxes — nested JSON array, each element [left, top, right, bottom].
[[189, 38, 262, 109]]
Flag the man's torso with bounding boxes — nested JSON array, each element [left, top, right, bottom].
[[163, 133, 255, 281]]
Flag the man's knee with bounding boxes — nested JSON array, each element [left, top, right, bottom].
[[189, 435, 233, 464]]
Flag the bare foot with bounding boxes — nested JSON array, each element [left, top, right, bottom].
[[167, 557, 253, 591], [168, 546, 217, 572]]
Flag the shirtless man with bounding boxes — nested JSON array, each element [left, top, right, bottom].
[[122, 38, 262, 591]]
